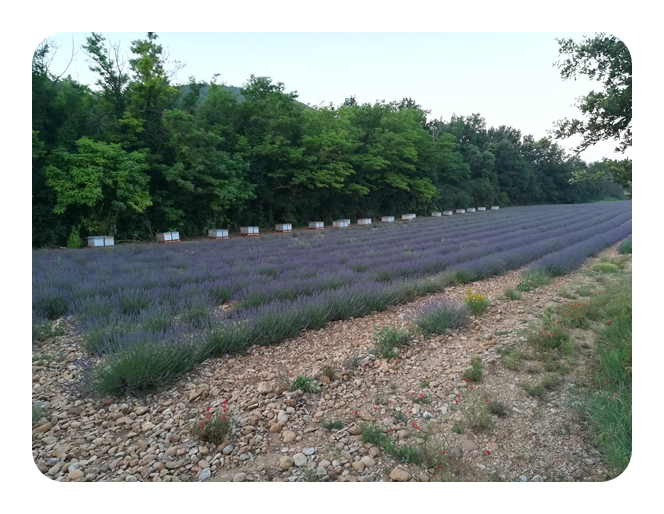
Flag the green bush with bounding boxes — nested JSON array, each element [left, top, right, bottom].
[[373, 325, 410, 359], [290, 375, 319, 393], [67, 226, 83, 249], [463, 289, 490, 316]]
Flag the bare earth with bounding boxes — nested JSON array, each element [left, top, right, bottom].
[[31, 244, 629, 482]]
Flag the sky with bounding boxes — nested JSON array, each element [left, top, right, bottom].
[[42, 31, 630, 163]]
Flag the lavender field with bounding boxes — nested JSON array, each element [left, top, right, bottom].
[[32, 202, 632, 396]]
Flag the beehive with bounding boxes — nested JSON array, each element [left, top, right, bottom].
[[467, 207, 476, 212], [442, 211, 453, 216], [240, 226, 259, 236], [402, 213, 416, 220], [477, 207, 486, 211], [491, 206, 500, 210], [309, 221, 324, 230], [382, 216, 395, 223], [432, 212, 441, 217], [455, 209, 466, 214], [357, 218, 372, 225], [208, 229, 229, 239], [275, 223, 292, 233]]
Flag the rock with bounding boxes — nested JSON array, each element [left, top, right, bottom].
[[279, 456, 294, 470], [277, 411, 289, 424], [532, 475, 544, 482], [125, 475, 138, 482], [352, 461, 365, 472], [32, 422, 52, 435], [360, 456, 375, 467], [519, 475, 528, 482], [199, 445, 209, 455], [222, 444, 234, 455], [293, 453, 307, 467], [389, 468, 411, 482], [46, 458, 60, 467], [302, 447, 315, 456], [165, 459, 184, 469], [135, 406, 149, 416], [348, 424, 362, 435], [68, 469, 84, 481], [282, 431, 297, 443], [257, 382, 273, 394], [198, 459, 210, 469], [417, 472, 430, 482], [359, 412, 375, 422], [358, 474, 375, 482], [233, 473, 247, 482], [270, 424, 282, 434], [199, 468, 211, 481], [67, 462, 81, 472], [368, 447, 381, 458]]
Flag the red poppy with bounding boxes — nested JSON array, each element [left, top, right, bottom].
[[469, 386, 474, 391], [354, 410, 358, 415], [486, 450, 491, 455]]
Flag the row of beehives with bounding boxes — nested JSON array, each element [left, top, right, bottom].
[[86, 207, 500, 246]]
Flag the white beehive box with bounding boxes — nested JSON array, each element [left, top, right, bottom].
[[309, 221, 324, 230], [382, 216, 395, 223], [357, 218, 372, 225], [157, 232, 172, 243], [477, 207, 486, 211], [208, 229, 229, 239], [103, 236, 114, 246], [402, 213, 416, 220], [491, 206, 500, 210], [275, 223, 292, 233], [333, 220, 349, 228], [87, 236, 105, 247], [443, 211, 453, 216], [171, 231, 180, 242], [432, 212, 441, 217], [456, 209, 466, 214], [241, 226, 259, 236], [467, 207, 476, 212]]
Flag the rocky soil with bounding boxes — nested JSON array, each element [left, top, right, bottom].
[[31, 245, 629, 482]]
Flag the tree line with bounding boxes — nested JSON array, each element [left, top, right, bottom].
[[32, 33, 628, 248]]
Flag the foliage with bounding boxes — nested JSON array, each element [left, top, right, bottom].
[[290, 375, 319, 393], [463, 357, 483, 383], [322, 420, 344, 430], [503, 288, 521, 300], [618, 237, 632, 254], [413, 299, 470, 336], [554, 33, 631, 154], [32, 402, 44, 425], [189, 403, 230, 445], [463, 289, 490, 315], [372, 325, 410, 359]]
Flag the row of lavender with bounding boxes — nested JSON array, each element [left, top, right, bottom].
[[32, 202, 632, 396]]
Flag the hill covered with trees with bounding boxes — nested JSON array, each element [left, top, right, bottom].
[[32, 33, 627, 247]]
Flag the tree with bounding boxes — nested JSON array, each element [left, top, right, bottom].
[[43, 137, 152, 235], [553, 33, 632, 154]]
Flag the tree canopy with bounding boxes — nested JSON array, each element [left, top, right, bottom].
[[32, 33, 628, 248]]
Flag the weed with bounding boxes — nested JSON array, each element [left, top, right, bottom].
[[529, 327, 569, 350], [32, 402, 44, 425], [189, 402, 231, 445], [523, 375, 559, 398], [360, 423, 387, 446], [499, 348, 524, 371], [618, 240, 632, 255], [464, 289, 490, 316], [487, 400, 509, 417], [556, 300, 600, 329], [592, 262, 620, 274], [393, 410, 407, 423], [413, 392, 432, 404], [302, 468, 319, 482], [503, 288, 521, 300], [420, 380, 430, 388], [558, 288, 576, 299], [321, 365, 338, 381], [464, 404, 492, 430], [322, 420, 344, 430], [516, 269, 550, 292], [464, 357, 483, 383], [575, 285, 594, 297], [291, 375, 319, 393], [452, 424, 464, 434], [373, 325, 410, 359]]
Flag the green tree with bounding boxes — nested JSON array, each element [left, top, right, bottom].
[[43, 137, 152, 235], [553, 33, 632, 154]]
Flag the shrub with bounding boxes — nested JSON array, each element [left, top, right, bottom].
[[618, 237, 632, 255], [413, 299, 469, 336], [290, 375, 319, 393], [503, 288, 521, 300], [464, 289, 490, 316], [487, 399, 509, 417], [189, 402, 230, 445], [322, 420, 344, 430], [464, 357, 483, 383], [529, 327, 569, 350], [67, 226, 83, 249], [464, 404, 492, 430], [516, 269, 550, 292], [592, 262, 620, 273], [373, 325, 410, 359], [32, 402, 44, 425], [452, 424, 464, 434]]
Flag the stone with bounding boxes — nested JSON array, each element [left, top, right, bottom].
[[368, 447, 381, 458], [389, 468, 411, 482], [461, 439, 479, 451], [233, 472, 247, 482], [125, 475, 138, 482], [277, 411, 289, 424], [68, 469, 84, 481], [270, 424, 282, 434], [293, 453, 307, 467], [257, 382, 273, 394], [351, 461, 365, 472], [279, 456, 294, 470], [32, 422, 52, 435], [532, 475, 544, 482], [316, 466, 327, 477], [302, 447, 315, 456], [417, 472, 429, 482], [198, 459, 210, 469], [282, 431, 297, 443], [199, 468, 211, 481], [348, 425, 362, 435], [222, 444, 234, 455], [360, 456, 375, 467]]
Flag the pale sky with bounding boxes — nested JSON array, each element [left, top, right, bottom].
[[43, 31, 631, 163]]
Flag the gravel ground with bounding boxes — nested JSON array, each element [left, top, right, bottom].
[[31, 244, 630, 483]]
